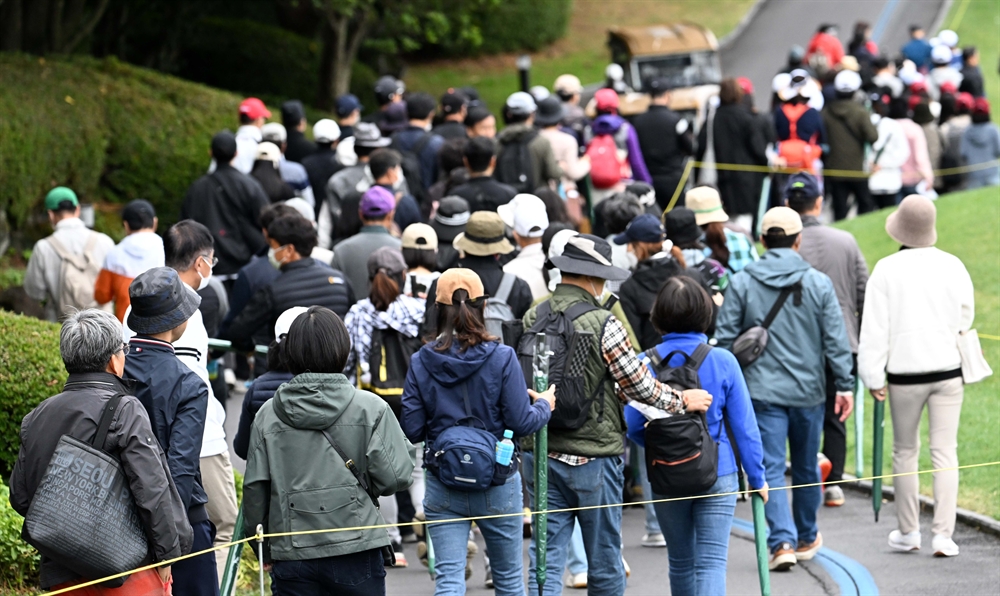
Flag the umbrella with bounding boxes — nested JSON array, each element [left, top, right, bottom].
[[752, 492, 771, 596], [854, 377, 865, 477], [872, 398, 886, 521]]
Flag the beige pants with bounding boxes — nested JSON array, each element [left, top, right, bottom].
[[888, 377, 964, 539], [201, 451, 239, 586]]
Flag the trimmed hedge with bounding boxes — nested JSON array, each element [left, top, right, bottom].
[[0, 481, 38, 591], [0, 310, 65, 476], [472, 0, 573, 54]]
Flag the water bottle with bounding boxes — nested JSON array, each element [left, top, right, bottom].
[[496, 430, 515, 466]]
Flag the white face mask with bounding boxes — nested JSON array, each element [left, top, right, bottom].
[[268, 247, 284, 270], [589, 279, 604, 301], [625, 251, 639, 271], [197, 255, 212, 290]]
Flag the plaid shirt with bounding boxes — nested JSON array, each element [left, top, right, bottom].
[[705, 227, 759, 273], [344, 295, 425, 383], [549, 315, 686, 466]]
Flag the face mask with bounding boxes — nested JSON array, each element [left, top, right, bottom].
[[625, 251, 639, 271], [195, 256, 211, 290], [268, 247, 283, 269], [589, 279, 604, 301]]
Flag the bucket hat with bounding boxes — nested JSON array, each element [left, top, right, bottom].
[[549, 234, 629, 281], [886, 194, 936, 248], [452, 212, 514, 256], [127, 267, 201, 335]]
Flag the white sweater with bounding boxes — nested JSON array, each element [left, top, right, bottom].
[[858, 247, 975, 389]]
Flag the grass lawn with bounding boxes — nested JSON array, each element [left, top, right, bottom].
[[835, 187, 1000, 518], [403, 0, 756, 112], [946, 0, 1000, 123]]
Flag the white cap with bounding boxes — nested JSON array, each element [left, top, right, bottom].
[[498, 194, 549, 238], [834, 70, 862, 93], [554, 74, 582, 94], [261, 122, 287, 144], [256, 142, 282, 167], [898, 60, 923, 85], [605, 63, 625, 81], [771, 72, 792, 93], [283, 197, 315, 222], [931, 44, 953, 65], [275, 306, 309, 342], [530, 85, 551, 101], [313, 119, 341, 143], [505, 91, 537, 116], [938, 29, 958, 48]]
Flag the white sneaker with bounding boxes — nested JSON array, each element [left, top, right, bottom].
[[932, 534, 959, 557], [888, 530, 921, 552], [641, 532, 666, 547], [564, 572, 587, 589]]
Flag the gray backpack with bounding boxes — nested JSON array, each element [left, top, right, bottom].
[[484, 273, 516, 341], [47, 233, 102, 320]]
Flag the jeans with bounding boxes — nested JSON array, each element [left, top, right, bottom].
[[567, 520, 587, 575], [524, 452, 626, 596], [424, 472, 524, 596], [272, 549, 386, 596], [653, 472, 738, 596], [753, 400, 824, 551], [633, 443, 662, 534], [173, 519, 219, 596]]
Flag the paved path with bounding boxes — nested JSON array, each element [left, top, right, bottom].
[[722, 0, 947, 108]]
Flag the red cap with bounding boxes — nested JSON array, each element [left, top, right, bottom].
[[940, 81, 958, 95], [239, 97, 271, 120], [736, 76, 754, 96], [973, 97, 991, 116], [908, 94, 922, 111], [909, 80, 928, 95], [595, 88, 620, 112], [956, 92, 975, 112]]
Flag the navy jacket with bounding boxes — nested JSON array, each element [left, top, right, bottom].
[[401, 341, 550, 452], [233, 370, 294, 459], [393, 126, 445, 191], [222, 250, 280, 333], [125, 337, 210, 523]]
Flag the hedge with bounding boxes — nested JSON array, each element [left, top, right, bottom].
[[0, 310, 65, 477], [0, 481, 38, 592], [471, 0, 573, 54]]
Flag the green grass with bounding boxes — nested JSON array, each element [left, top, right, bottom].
[[835, 187, 1000, 518], [946, 0, 1000, 123], [403, 0, 756, 112]]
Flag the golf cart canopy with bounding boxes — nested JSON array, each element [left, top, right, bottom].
[[608, 23, 722, 92]]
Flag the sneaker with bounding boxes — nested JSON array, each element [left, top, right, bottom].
[[795, 533, 822, 561], [932, 534, 959, 557], [564, 572, 587, 589], [769, 543, 797, 571], [392, 542, 408, 568], [622, 556, 631, 578], [416, 540, 429, 568], [888, 530, 921, 552], [466, 540, 478, 580], [818, 453, 832, 484], [824, 486, 846, 507], [641, 532, 666, 548]]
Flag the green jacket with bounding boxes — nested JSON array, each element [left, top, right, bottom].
[[822, 99, 879, 175], [243, 373, 413, 561], [523, 284, 626, 458]]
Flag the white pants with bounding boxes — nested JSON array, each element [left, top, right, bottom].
[[201, 451, 238, 585], [379, 443, 425, 543]]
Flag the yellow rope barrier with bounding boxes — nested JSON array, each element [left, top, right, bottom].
[[39, 460, 1000, 595], [690, 158, 1000, 179]]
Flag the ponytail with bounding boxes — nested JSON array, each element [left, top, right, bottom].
[[431, 289, 496, 352], [370, 269, 402, 311], [702, 222, 731, 269]]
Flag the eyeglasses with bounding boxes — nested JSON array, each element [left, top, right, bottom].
[[120, 343, 131, 356], [200, 255, 219, 269]]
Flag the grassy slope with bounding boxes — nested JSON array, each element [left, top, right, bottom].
[[946, 0, 1000, 123], [404, 0, 756, 112], [835, 187, 1000, 518]]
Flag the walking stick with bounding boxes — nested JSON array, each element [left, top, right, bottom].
[[751, 493, 771, 596], [872, 397, 886, 522], [533, 334, 552, 596], [854, 377, 865, 478]]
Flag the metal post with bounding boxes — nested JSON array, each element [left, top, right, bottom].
[[872, 398, 886, 522], [516, 55, 532, 93], [751, 493, 771, 596], [533, 333, 551, 595], [218, 507, 244, 596]]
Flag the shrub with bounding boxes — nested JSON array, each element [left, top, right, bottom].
[[0, 481, 39, 591], [471, 0, 572, 54], [0, 310, 65, 476]]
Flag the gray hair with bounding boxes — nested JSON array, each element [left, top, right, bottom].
[[60, 309, 124, 374]]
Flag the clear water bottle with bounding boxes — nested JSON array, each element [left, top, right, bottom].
[[495, 430, 515, 465]]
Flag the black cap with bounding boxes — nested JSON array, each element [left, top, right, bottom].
[[664, 208, 702, 245], [432, 196, 471, 241], [127, 267, 201, 335], [459, 86, 482, 107], [374, 76, 404, 105], [211, 131, 237, 163], [534, 96, 566, 127], [122, 199, 156, 230], [441, 89, 469, 115], [281, 100, 306, 127], [646, 77, 672, 96]]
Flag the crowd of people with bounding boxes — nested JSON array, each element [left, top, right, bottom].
[[9, 18, 993, 596]]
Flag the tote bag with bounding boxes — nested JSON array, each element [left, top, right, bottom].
[[958, 329, 993, 384]]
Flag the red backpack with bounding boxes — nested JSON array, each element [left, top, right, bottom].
[[778, 103, 820, 172], [586, 126, 630, 189]]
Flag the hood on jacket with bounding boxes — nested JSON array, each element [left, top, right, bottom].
[[106, 231, 165, 277], [964, 122, 997, 147], [744, 248, 810, 289], [497, 123, 537, 144], [827, 99, 861, 119], [629, 255, 684, 293], [418, 341, 499, 388], [591, 114, 626, 136], [273, 373, 356, 430]]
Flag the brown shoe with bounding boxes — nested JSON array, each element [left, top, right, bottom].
[[795, 533, 823, 561], [769, 543, 797, 571]]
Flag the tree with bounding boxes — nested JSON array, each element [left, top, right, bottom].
[[0, 0, 112, 54]]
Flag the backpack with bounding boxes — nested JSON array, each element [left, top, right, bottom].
[[641, 344, 720, 497], [391, 131, 434, 204], [427, 382, 516, 492], [495, 130, 538, 193], [364, 327, 423, 420], [484, 273, 517, 343], [517, 301, 610, 431], [688, 257, 729, 294], [778, 103, 820, 172], [47, 233, 102, 320], [586, 125, 631, 189]]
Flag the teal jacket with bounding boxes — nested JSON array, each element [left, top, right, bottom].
[[243, 373, 413, 561], [715, 248, 854, 408]]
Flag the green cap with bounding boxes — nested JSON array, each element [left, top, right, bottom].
[[44, 187, 78, 211]]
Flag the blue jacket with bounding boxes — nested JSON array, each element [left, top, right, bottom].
[[626, 333, 766, 490], [401, 340, 550, 453], [233, 370, 294, 459], [901, 38, 932, 69], [393, 126, 445, 192], [715, 248, 854, 408], [124, 337, 210, 522], [223, 250, 280, 330]]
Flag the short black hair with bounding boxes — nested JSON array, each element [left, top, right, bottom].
[[267, 215, 318, 257], [406, 92, 437, 121], [504, 109, 530, 125], [259, 203, 299, 231], [439, 138, 469, 173], [603, 192, 644, 234], [763, 231, 799, 249], [122, 200, 156, 230], [369, 148, 402, 180], [650, 276, 714, 334], [52, 201, 78, 214], [164, 220, 214, 271], [402, 247, 437, 270], [872, 56, 890, 70], [464, 136, 496, 173], [963, 46, 978, 61], [465, 105, 493, 127], [238, 113, 255, 126], [284, 306, 351, 374], [909, 24, 924, 34]]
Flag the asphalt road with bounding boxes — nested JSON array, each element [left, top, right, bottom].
[[721, 0, 948, 108]]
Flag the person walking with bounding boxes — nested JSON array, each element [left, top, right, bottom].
[[432, 196, 471, 272], [901, 25, 932, 70], [252, 142, 297, 203], [24, 187, 114, 321], [243, 306, 414, 594], [584, 89, 652, 203], [890, 100, 935, 196], [330, 186, 402, 296], [685, 186, 759, 273], [633, 78, 695, 209], [536, 95, 590, 221], [626, 276, 768, 595], [401, 223, 441, 299], [784, 173, 869, 507], [401, 268, 555, 595], [301, 119, 344, 214], [858, 195, 976, 557], [261, 123, 316, 206], [450, 137, 518, 213], [392, 92, 446, 194], [10, 309, 190, 594], [715, 207, 854, 571], [960, 98, 1000, 189], [500, 194, 551, 300], [281, 100, 317, 163], [868, 95, 911, 208], [495, 92, 562, 193], [433, 89, 470, 140], [223, 97, 270, 175], [94, 199, 163, 322], [822, 70, 879, 220]]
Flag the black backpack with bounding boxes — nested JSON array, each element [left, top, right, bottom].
[[390, 131, 434, 205], [364, 327, 423, 420], [642, 344, 723, 497], [495, 130, 538, 193], [517, 301, 610, 430]]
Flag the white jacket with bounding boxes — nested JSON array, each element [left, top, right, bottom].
[[858, 247, 975, 389], [868, 116, 910, 194]]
